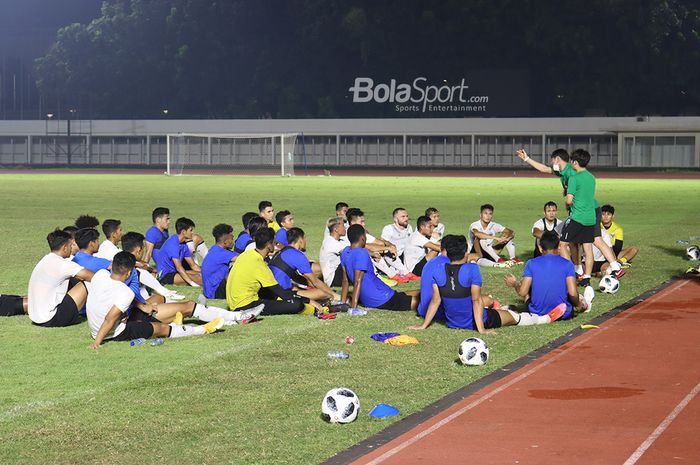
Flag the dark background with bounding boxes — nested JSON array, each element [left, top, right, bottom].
[[1, 0, 698, 119]]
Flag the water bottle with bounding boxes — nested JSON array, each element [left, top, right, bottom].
[[150, 338, 165, 346], [347, 307, 367, 316], [327, 351, 350, 360], [130, 338, 147, 346]]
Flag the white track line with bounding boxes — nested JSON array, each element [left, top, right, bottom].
[[622, 381, 700, 465], [363, 280, 690, 465]]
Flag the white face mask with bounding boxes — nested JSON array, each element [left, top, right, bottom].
[[552, 163, 561, 172]]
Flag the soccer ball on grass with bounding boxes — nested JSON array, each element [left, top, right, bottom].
[[687, 245, 700, 261], [458, 337, 489, 366], [321, 388, 360, 424], [599, 275, 620, 294]]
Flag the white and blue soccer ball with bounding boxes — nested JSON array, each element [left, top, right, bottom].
[[459, 337, 489, 366], [599, 275, 620, 294], [321, 387, 360, 424], [687, 245, 700, 261]]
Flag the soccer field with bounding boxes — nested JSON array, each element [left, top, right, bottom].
[[0, 173, 697, 465]]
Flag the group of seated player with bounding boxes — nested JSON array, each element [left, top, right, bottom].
[[0, 178, 638, 343]]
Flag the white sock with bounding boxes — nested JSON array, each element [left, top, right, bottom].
[[510, 310, 550, 326], [137, 269, 170, 296], [196, 242, 209, 260], [168, 323, 205, 338], [476, 258, 497, 267], [575, 264, 584, 275], [386, 256, 410, 275], [505, 241, 516, 259], [609, 261, 621, 272], [479, 241, 501, 262], [186, 241, 199, 265], [192, 303, 231, 322], [374, 257, 399, 277]]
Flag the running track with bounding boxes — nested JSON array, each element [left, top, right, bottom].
[[324, 274, 700, 465]]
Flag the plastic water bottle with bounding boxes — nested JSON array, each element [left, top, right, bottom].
[[150, 338, 165, 346], [130, 338, 147, 346], [327, 351, 350, 360], [347, 308, 367, 316]]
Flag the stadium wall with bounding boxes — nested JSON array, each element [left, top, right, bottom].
[[0, 117, 698, 169]]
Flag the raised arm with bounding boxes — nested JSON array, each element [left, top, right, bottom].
[[516, 149, 553, 174]]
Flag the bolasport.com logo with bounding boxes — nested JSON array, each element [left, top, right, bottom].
[[348, 77, 488, 113]]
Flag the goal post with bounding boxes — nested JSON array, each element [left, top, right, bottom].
[[165, 133, 299, 176]]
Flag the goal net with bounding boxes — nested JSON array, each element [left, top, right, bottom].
[[165, 133, 299, 176]]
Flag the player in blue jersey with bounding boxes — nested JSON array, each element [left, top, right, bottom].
[[154, 217, 202, 287], [504, 231, 593, 318], [201, 224, 238, 299], [274, 210, 295, 248], [416, 245, 450, 320], [233, 212, 259, 253], [73, 228, 112, 272], [340, 224, 419, 311], [410, 235, 565, 333], [143, 207, 209, 266], [269, 228, 342, 311]]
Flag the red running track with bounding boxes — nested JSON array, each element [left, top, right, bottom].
[[346, 275, 700, 465]]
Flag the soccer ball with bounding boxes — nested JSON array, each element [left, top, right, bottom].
[[687, 245, 700, 261], [458, 337, 489, 366], [321, 388, 360, 424], [599, 275, 620, 294]]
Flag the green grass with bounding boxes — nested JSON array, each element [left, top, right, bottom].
[[0, 173, 698, 465]]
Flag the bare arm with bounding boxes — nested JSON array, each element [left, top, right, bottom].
[[504, 273, 531, 298], [409, 284, 441, 330], [351, 269, 364, 309], [90, 306, 123, 349], [532, 228, 544, 239], [566, 193, 574, 206], [471, 285, 494, 335], [184, 256, 200, 272], [172, 258, 196, 285], [304, 273, 340, 301], [566, 276, 582, 307], [424, 241, 441, 253], [472, 229, 498, 241], [516, 149, 553, 174], [143, 241, 155, 264], [75, 268, 95, 282]]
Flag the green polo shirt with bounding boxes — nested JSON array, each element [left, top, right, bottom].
[[567, 170, 597, 226], [555, 163, 599, 208]]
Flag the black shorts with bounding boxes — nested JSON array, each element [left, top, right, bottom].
[[483, 308, 503, 329], [37, 291, 83, 328], [112, 320, 156, 341], [560, 218, 595, 244], [412, 257, 427, 276], [330, 266, 343, 288], [376, 291, 412, 311], [592, 261, 604, 274], [214, 279, 227, 300], [127, 308, 160, 323], [0, 295, 24, 316], [159, 272, 177, 285]]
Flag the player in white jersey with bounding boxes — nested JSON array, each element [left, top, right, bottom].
[[425, 207, 445, 240], [323, 202, 349, 238], [380, 207, 420, 281], [95, 219, 122, 260], [469, 204, 521, 267], [404, 216, 441, 276], [531, 201, 564, 258], [28, 229, 95, 327], [349, 208, 414, 283], [319, 217, 350, 287], [88, 252, 224, 348]]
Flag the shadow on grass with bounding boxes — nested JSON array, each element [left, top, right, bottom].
[[651, 244, 687, 259]]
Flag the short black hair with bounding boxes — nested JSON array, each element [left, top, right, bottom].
[[425, 207, 438, 216], [392, 207, 406, 217], [286, 227, 304, 244], [416, 215, 431, 230], [121, 231, 145, 253], [442, 234, 467, 261], [47, 229, 73, 251], [601, 204, 615, 215], [62, 225, 78, 236], [347, 224, 366, 244], [151, 207, 170, 223], [346, 208, 364, 224], [258, 200, 272, 212], [112, 251, 136, 275], [175, 217, 195, 234], [102, 219, 121, 238], [247, 217, 268, 236], [242, 212, 258, 229], [551, 148, 570, 161], [253, 227, 275, 249], [539, 231, 560, 251], [570, 149, 591, 167], [74, 228, 100, 249], [335, 202, 348, 212], [275, 210, 292, 226], [480, 204, 494, 213], [75, 215, 99, 229], [544, 201, 558, 210], [212, 223, 233, 242]]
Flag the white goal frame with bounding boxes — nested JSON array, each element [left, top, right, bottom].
[[165, 132, 299, 176]]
